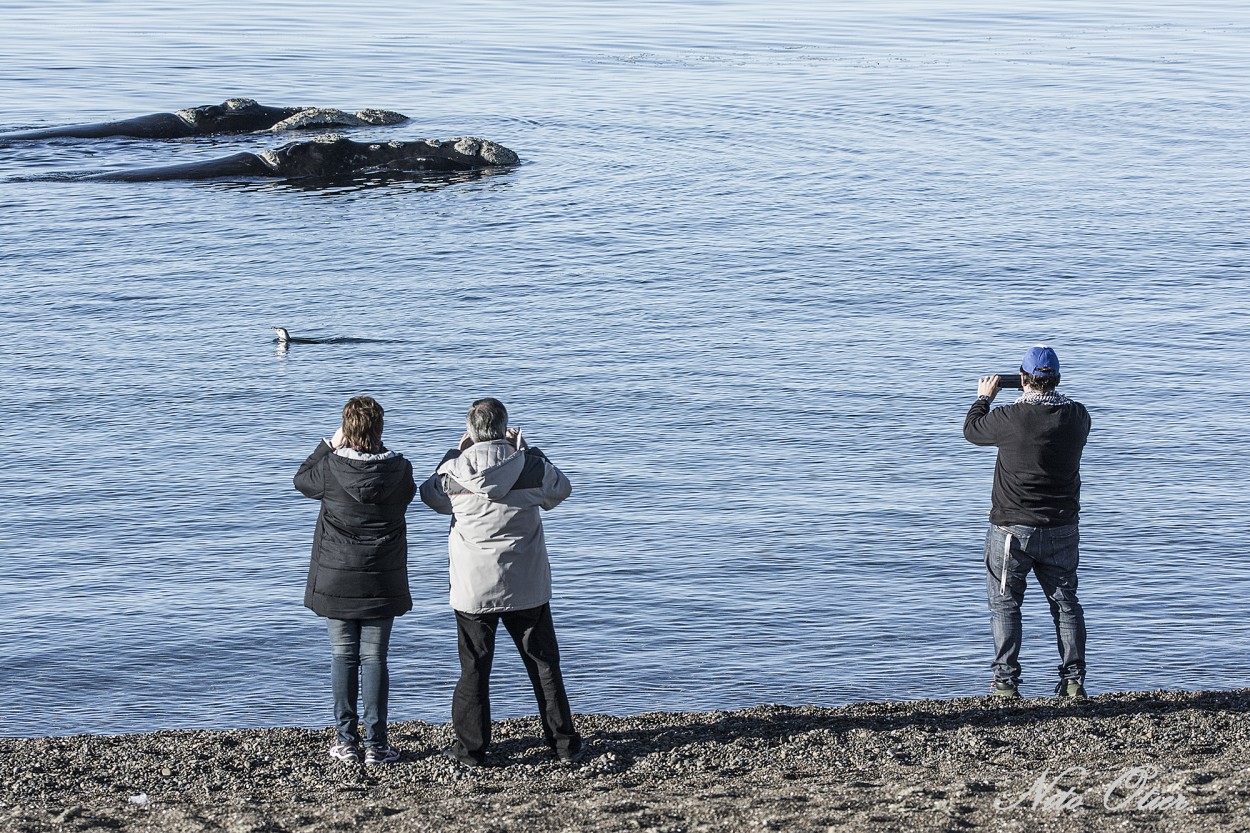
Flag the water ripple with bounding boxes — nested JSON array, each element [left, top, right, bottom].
[[0, 0, 1248, 737]]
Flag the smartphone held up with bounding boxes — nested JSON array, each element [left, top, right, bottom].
[[995, 374, 1023, 390]]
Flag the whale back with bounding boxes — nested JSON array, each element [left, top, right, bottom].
[[261, 137, 377, 178], [266, 108, 409, 131], [355, 109, 408, 126], [176, 99, 305, 134], [260, 135, 520, 178]]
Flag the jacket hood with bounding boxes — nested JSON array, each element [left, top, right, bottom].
[[328, 451, 409, 504], [439, 440, 525, 501]]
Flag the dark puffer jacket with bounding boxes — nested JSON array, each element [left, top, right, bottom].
[[295, 440, 416, 619]]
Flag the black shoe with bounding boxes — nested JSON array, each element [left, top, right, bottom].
[[1055, 679, 1087, 698], [558, 744, 589, 766], [440, 746, 485, 768], [989, 680, 1021, 698]]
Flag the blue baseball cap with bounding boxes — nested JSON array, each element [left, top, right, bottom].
[[1021, 345, 1060, 377]]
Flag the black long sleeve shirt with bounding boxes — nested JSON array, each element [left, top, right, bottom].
[[964, 396, 1090, 527]]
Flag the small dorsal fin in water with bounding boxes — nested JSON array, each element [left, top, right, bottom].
[[270, 327, 388, 346], [272, 326, 323, 345]]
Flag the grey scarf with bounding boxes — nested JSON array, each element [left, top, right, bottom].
[[1015, 390, 1071, 406]]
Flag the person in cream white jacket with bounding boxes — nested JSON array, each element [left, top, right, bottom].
[[420, 397, 585, 767]]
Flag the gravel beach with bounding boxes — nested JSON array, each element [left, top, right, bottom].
[[3, 689, 1247, 832]]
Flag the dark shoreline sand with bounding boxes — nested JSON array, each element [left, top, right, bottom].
[[3, 689, 1247, 832]]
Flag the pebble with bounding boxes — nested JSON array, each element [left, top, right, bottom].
[[0, 690, 1245, 832]]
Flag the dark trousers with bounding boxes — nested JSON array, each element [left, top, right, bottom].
[[451, 603, 581, 761]]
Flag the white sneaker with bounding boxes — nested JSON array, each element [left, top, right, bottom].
[[364, 745, 401, 764], [329, 743, 362, 762]]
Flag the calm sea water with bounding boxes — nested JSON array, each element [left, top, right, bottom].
[[1, 0, 1247, 738]]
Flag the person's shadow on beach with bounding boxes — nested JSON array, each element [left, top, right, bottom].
[[393, 689, 1250, 772]]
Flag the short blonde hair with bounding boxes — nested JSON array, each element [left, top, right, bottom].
[[341, 396, 385, 451]]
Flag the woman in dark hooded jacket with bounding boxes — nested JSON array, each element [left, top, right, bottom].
[[294, 396, 415, 765]]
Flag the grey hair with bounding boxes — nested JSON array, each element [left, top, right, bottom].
[[466, 397, 508, 442]]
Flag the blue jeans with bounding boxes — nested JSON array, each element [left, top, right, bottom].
[[326, 617, 393, 748], [984, 523, 1086, 687]]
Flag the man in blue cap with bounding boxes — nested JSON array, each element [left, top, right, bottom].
[[964, 346, 1091, 698]]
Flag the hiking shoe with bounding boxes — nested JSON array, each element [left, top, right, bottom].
[[558, 744, 589, 766], [440, 746, 485, 768], [329, 743, 362, 763], [1055, 679, 1087, 698], [989, 680, 1020, 698], [364, 745, 401, 765]]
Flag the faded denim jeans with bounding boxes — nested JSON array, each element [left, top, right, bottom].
[[985, 523, 1086, 688], [326, 617, 394, 748]]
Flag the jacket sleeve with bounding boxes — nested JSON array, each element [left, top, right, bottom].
[[418, 448, 460, 515], [963, 398, 1004, 447], [400, 459, 417, 507], [530, 448, 572, 511], [294, 441, 334, 499]]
